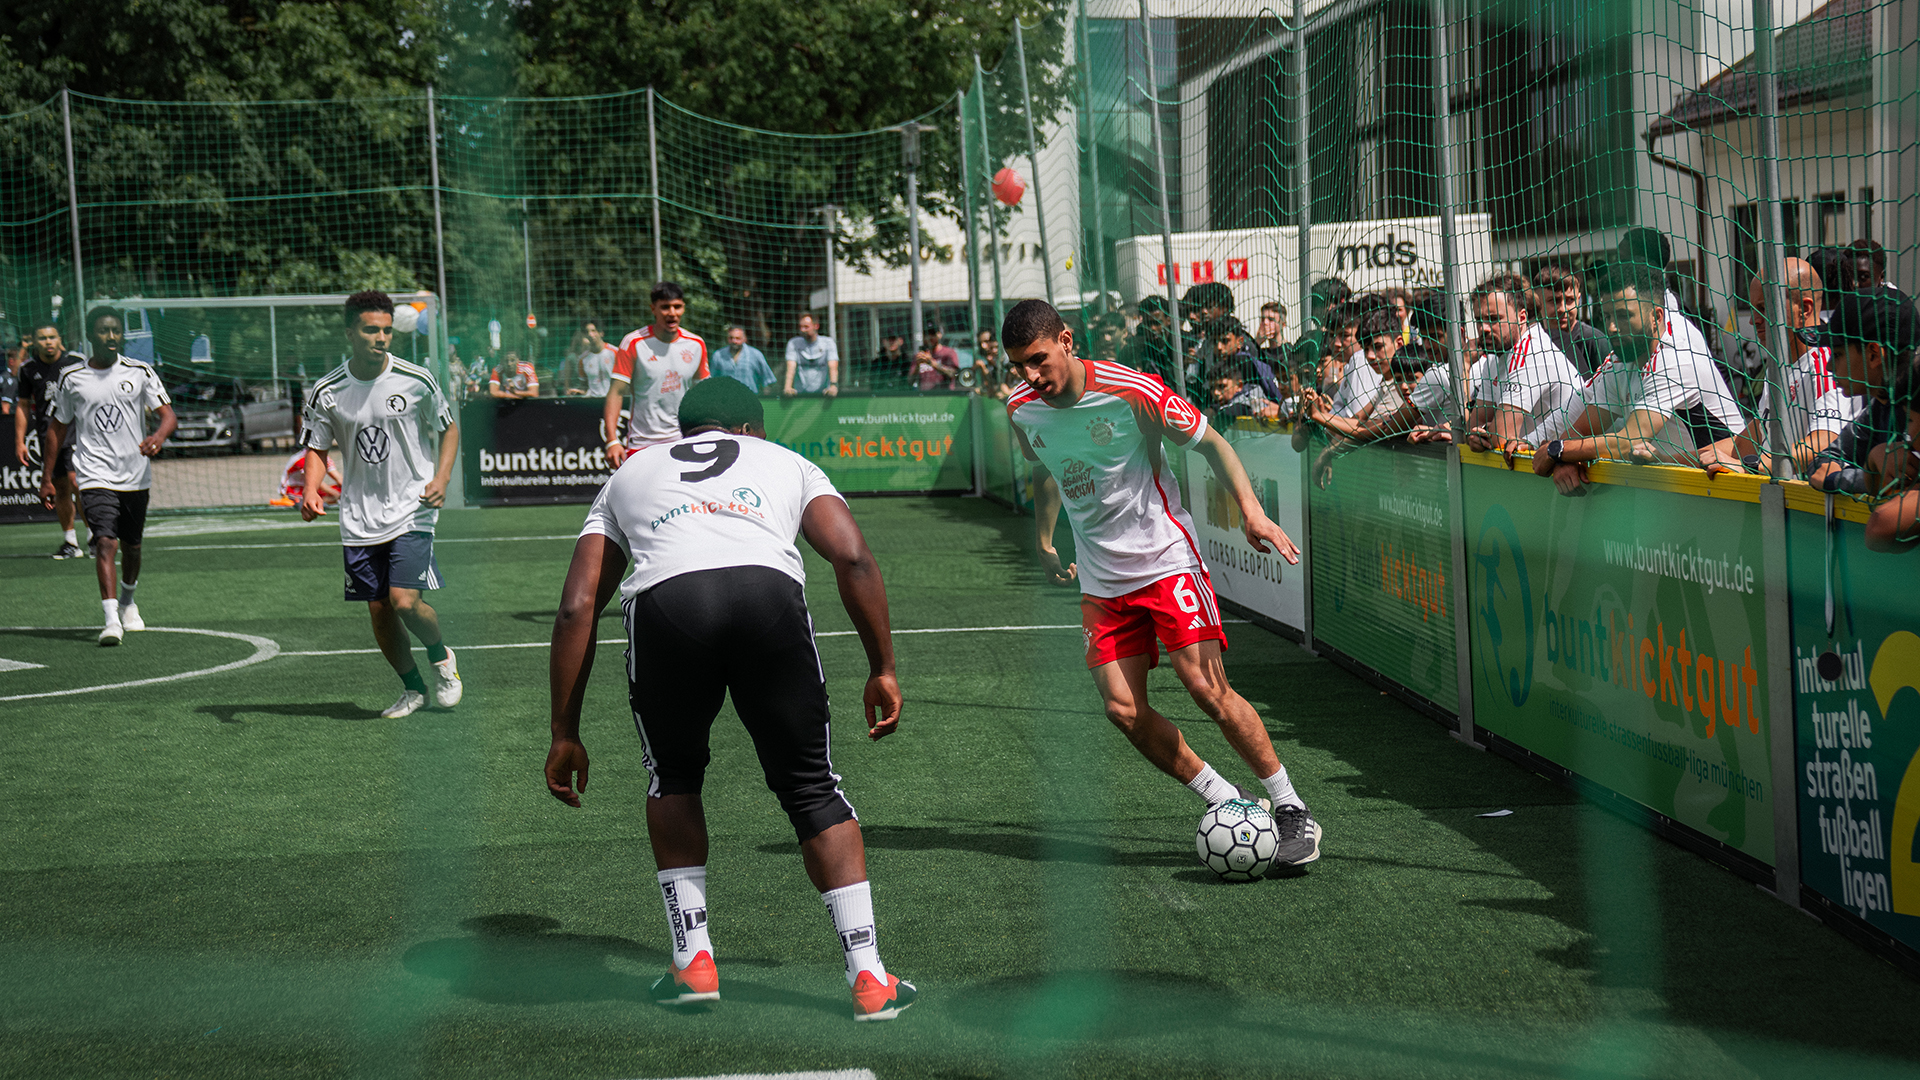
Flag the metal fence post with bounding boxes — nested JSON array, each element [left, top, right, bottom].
[[61, 89, 85, 320], [426, 85, 450, 372], [1754, 0, 1795, 479], [1139, 1, 1183, 367], [1293, 0, 1316, 653], [1078, 0, 1107, 312], [975, 57, 1007, 338], [648, 87, 664, 284], [1432, 0, 1477, 744], [822, 204, 840, 345], [1014, 20, 1055, 307], [959, 93, 982, 340]]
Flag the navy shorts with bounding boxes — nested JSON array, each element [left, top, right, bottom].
[[342, 531, 442, 602]]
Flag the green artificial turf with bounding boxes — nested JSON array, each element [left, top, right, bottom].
[[1, 497, 1917, 1080]]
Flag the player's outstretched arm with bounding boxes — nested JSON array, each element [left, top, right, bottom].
[[1197, 427, 1300, 564], [546, 534, 628, 804], [800, 494, 902, 740]]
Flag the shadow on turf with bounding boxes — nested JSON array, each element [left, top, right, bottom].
[[194, 701, 381, 724], [401, 914, 850, 1017], [0, 627, 97, 642], [779, 823, 1192, 869]]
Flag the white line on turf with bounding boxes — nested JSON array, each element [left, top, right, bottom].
[[621, 1071, 876, 1080], [151, 534, 578, 553], [0, 626, 282, 702], [277, 621, 1247, 657], [0, 657, 48, 673]]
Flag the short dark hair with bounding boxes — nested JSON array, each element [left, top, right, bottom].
[[343, 290, 395, 327], [1186, 281, 1234, 313], [1209, 317, 1248, 344], [1327, 302, 1362, 333], [1472, 273, 1533, 317], [1598, 260, 1667, 304], [677, 374, 765, 434], [1359, 308, 1400, 342], [1137, 295, 1170, 316], [1617, 227, 1673, 269], [1848, 238, 1888, 275], [30, 320, 59, 335], [650, 281, 685, 304], [1260, 300, 1287, 321], [84, 306, 121, 334], [1310, 277, 1351, 309], [1002, 300, 1066, 350], [1533, 265, 1582, 293]]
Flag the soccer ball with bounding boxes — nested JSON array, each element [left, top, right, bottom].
[[1196, 799, 1278, 881]]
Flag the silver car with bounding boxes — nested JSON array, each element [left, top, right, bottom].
[[166, 377, 297, 453]]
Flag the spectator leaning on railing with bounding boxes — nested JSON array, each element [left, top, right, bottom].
[[712, 326, 777, 394], [1702, 257, 1865, 477], [1532, 265, 1610, 378], [1463, 271, 1585, 462], [1530, 260, 1748, 494], [1808, 286, 1920, 500], [783, 313, 839, 398]]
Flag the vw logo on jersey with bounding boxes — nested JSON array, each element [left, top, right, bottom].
[[1164, 394, 1200, 430], [1087, 417, 1115, 446], [387, 394, 407, 414], [356, 426, 392, 464], [94, 403, 126, 433]]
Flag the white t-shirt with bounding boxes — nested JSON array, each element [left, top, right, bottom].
[[1327, 350, 1382, 417], [613, 327, 709, 448], [785, 334, 840, 394], [579, 432, 844, 601], [1492, 323, 1585, 432], [1582, 331, 1746, 448], [1753, 345, 1866, 449], [1008, 359, 1211, 598], [581, 347, 615, 398], [51, 357, 171, 491], [303, 355, 455, 546], [1405, 367, 1455, 427]]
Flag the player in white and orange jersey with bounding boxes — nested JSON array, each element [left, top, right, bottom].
[[603, 281, 709, 466], [1003, 299, 1322, 868]]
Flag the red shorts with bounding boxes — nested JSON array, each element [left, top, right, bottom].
[[1081, 571, 1227, 669]]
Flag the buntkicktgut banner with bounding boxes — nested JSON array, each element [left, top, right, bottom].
[[1786, 491, 1920, 950], [767, 396, 974, 493], [461, 394, 977, 505], [0, 430, 55, 524], [1306, 439, 1456, 707], [1464, 456, 1774, 864], [1188, 421, 1304, 633]]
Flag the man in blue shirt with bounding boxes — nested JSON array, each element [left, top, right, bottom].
[[783, 314, 840, 397], [711, 326, 776, 394]]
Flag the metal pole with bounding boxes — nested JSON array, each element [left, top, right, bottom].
[[975, 57, 1006, 338], [958, 93, 982, 341], [1139, 2, 1184, 370], [1432, 0, 1477, 745], [648, 87, 664, 283], [521, 197, 534, 335], [1754, 0, 1794, 479], [270, 306, 279, 393], [822, 204, 840, 343], [904, 124, 926, 348], [1079, 0, 1107, 313], [1014, 21, 1056, 307], [426, 86, 450, 369], [1293, 0, 1312, 339], [61, 89, 85, 322]]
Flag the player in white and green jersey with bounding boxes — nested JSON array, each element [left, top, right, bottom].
[[301, 291, 463, 719]]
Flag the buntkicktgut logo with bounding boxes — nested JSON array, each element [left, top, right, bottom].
[[357, 427, 392, 464], [731, 487, 762, 508], [1473, 503, 1535, 707]]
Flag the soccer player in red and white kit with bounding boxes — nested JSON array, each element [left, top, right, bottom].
[[603, 281, 709, 466], [1003, 300, 1323, 867]]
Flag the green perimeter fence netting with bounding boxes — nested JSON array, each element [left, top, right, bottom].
[[0, 0, 1915, 511]]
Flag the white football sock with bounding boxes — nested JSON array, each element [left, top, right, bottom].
[[822, 881, 886, 987], [101, 598, 121, 625], [1185, 762, 1241, 806], [118, 580, 137, 608], [62, 528, 77, 545], [656, 866, 712, 969], [1260, 765, 1306, 811]]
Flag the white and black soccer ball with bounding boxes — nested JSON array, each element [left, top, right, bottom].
[[1195, 799, 1278, 881]]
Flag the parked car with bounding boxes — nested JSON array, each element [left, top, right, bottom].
[[164, 374, 297, 453]]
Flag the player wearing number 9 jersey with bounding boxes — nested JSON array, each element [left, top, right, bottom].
[[1004, 299, 1324, 869], [546, 376, 917, 1022]]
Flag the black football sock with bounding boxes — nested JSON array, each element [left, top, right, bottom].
[[426, 641, 449, 665], [400, 666, 427, 694]]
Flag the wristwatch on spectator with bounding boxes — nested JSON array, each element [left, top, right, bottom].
[[1544, 439, 1564, 466]]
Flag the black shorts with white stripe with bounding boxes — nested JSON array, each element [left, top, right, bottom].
[[624, 564, 856, 843]]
